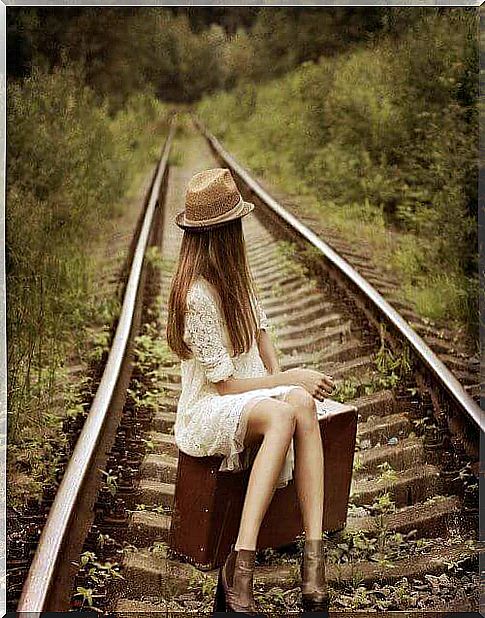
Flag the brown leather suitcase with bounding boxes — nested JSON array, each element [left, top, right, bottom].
[[168, 403, 357, 570]]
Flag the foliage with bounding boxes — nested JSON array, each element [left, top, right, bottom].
[[128, 309, 177, 417], [373, 329, 412, 388], [198, 9, 478, 341], [75, 551, 123, 611], [185, 569, 218, 612], [8, 8, 410, 105], [334, 338, 410, 405], [135, 503, 171, 515], [6, 62, 168, 504], [148, 541, 169, 558], [100, 469, 118, 497]]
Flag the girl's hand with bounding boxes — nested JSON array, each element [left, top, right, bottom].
[[283, 368, 335, 401]]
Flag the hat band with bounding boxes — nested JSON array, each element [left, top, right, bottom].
[[183, 195, 246, 227]]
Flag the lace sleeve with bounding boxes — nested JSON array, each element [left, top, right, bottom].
[[253, 294, 270, 330], [184, 287, 235, 383]]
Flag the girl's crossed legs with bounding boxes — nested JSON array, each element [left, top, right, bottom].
[[234, 387, 324, 551]]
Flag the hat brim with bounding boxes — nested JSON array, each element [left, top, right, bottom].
[[175, 201, 255, 231]]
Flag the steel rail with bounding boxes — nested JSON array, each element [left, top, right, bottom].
[[17, 120, 175, 613], [196, 119, 484, 436]]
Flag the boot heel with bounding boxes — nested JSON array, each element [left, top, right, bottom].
[[213, 566, 226, 614]]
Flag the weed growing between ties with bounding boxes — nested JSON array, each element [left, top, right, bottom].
[[249, 467, 478, 612], [142, 469, 478, 612], [127, 254, 178, 425], [333, 327, 413, 404], [73, 550, 124, 611]]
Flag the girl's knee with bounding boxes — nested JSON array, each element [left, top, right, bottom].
[[246, 398, 295, 441], [287, 387, 316, 412], [287, 387, 318, 428], [267, 401, 296, 436]]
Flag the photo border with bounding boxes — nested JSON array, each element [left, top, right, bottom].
[[1, 2, 482, 616]]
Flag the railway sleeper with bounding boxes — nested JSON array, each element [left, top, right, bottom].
[[350, 464, 442, 507], [354, 437, 425, 474], [357, 412, 410, 446], [264, 294, 334, 318], [114, 541, 477, 603], [258, 283, 322, 309], [268, 300, 342, 326], [279, 340, 375, 369], [277, 322, 354, 353]]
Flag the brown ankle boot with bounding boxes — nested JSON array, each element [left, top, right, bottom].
[[300, 538, 330, 612], [213, 544, 258, 615]]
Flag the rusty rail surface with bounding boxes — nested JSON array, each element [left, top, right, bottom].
[[195, 118, 484, 443], [17, 121, 175, 613]]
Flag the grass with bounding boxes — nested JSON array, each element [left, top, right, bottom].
[[403, 272, 477, 323]]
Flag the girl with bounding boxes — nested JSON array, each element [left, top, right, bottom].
[[167, 168, 334, 614]]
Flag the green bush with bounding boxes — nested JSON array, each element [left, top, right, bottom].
[[7, 63, 168, 437]]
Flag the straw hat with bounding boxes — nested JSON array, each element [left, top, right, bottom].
[[176, 168, 255, 230]]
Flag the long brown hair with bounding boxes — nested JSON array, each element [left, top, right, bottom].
[[166, 218, 259, 360]]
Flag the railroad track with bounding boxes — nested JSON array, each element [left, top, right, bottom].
[[16, 115, 481, 614]]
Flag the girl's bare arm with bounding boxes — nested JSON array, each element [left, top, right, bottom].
[[256, 329, 280, 375], [214, 371, 289, 396], [215, 366, 334, 400], [212, 320, 334, 399]]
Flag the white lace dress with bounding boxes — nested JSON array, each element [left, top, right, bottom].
[[173, 276, 335, 488]]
